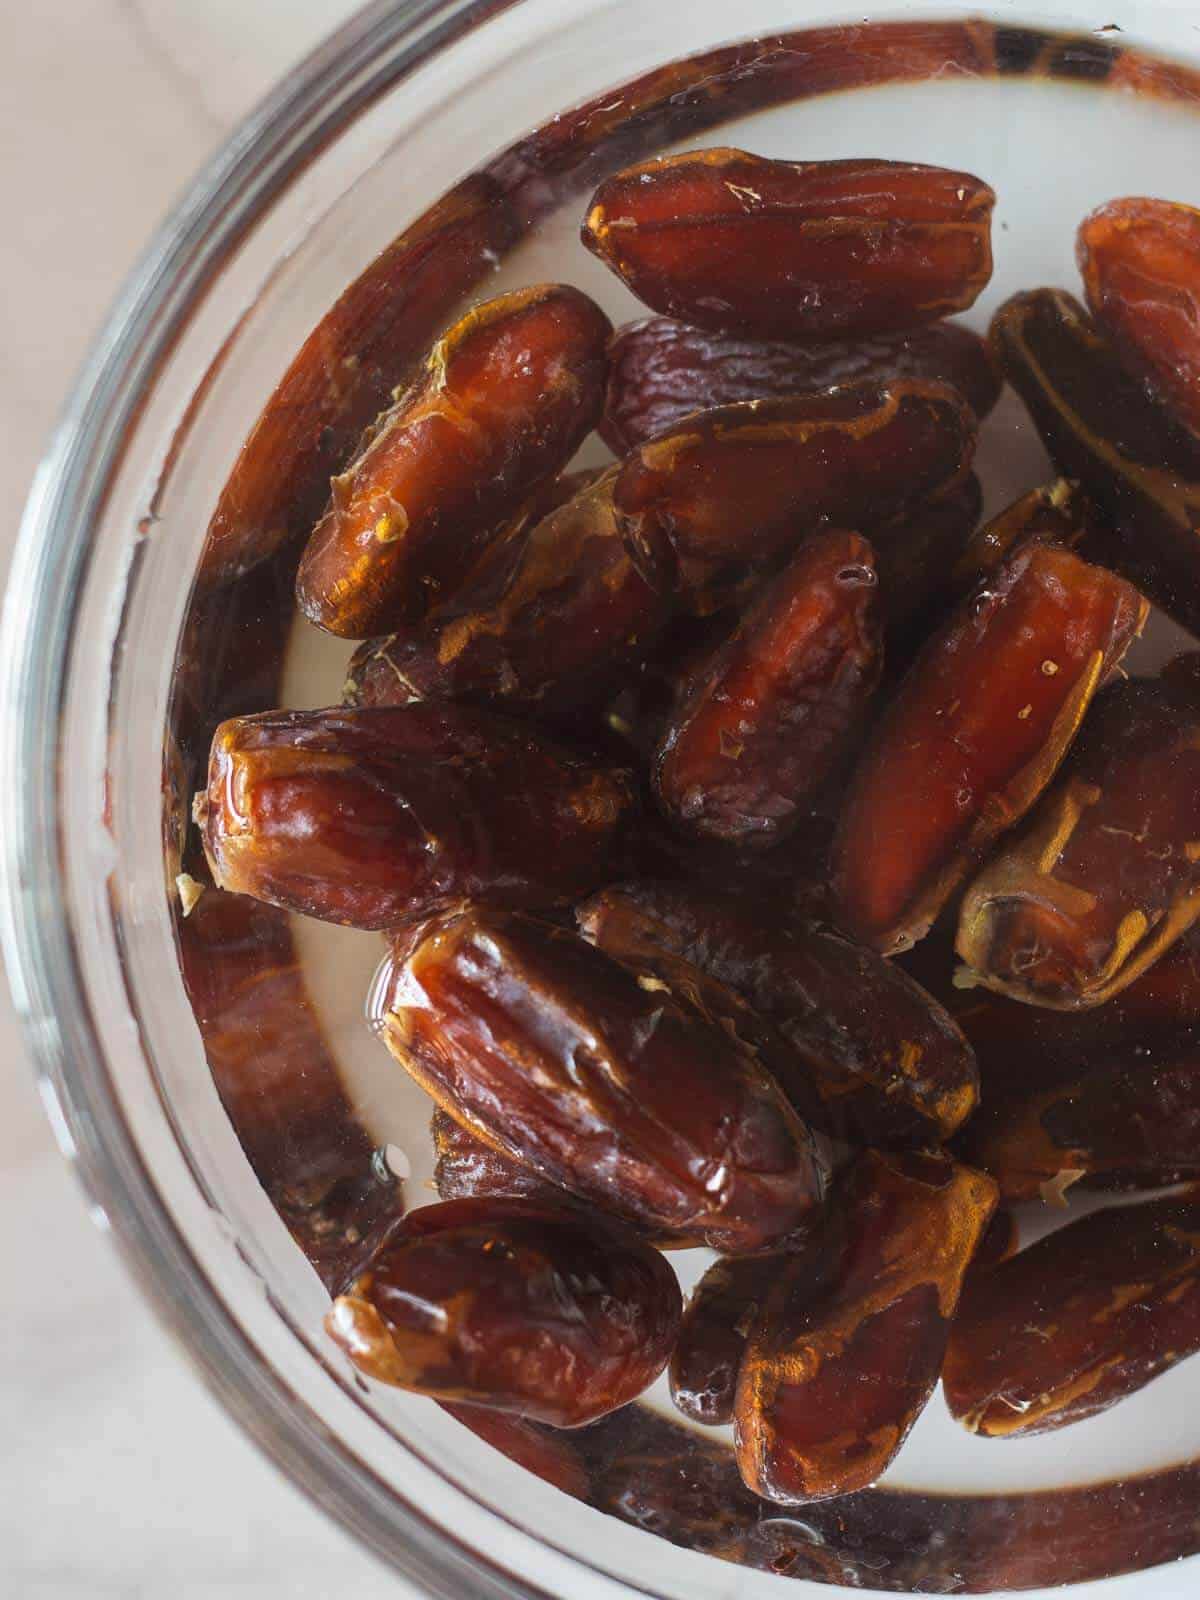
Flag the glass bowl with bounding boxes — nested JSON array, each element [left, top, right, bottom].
[[8, 2, 1200, 1595]]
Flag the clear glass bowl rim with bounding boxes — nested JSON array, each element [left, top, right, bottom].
[[0, 3, 577, 1594]]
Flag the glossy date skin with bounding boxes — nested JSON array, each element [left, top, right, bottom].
[[379, 904, 822, 1253], [957, 670, 1200, 1007], [198, 176, 516, 589], [831, 541, 1147, 954], [990, 288, 1200, 638], [951, 478, 1088, 596], [654, 532, 883, 848], [326, 1198, 681, 1426], [944, 1189, 1200, 1437], [671, 1254, 783, 1427], [197, 705, 633, 929], [431, 1108, 570, 1206], [871, 474, 983, 657], [295, 284, 611, 637], [613, 378, 975, 591], [578, 881, 979, 1147], [582, 150, 994, 341], [962, 1045, 1200, 1201], [600, 316, 1001, 454], [735, 1151, 998, 1503], [1079, 197, 1200, 439], [344, 469, 674, 718]]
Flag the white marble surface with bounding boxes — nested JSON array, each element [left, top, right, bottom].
[[0, 5, 418, 1595]]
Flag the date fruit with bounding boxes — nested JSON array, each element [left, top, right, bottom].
[[990, 287, 1200, 638], [944, 1189, 1200, 1436], [951, 479, 1088, 597], [378, 904, 823, 1252], [671, 1254, 783, 1426], [1079, 197, 1200, 439], [600, 317, 1001, 454], [295, 284, 611, 636], [735, 1151, 997, 1502], [654, 531, 883, 848], [957, 670, 1200, 1007], [327, 1198, 681, 1425], [431, 1108, 570, 1206], [196, 705, 632, 929], [831, 541, 1147, 954], [613, 379, 975, 590], [582, 150, 994, 341], [871, 474, 983, 656], [578, 881, 979, 1147], [344, 469, 673, 717]]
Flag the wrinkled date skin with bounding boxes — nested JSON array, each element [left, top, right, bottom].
[[295, 284, 612, 637], [654, 531, 883, 848], [670, 1254, 783, 1427], [600, 316, 1001, 454], [326, 1198, 681, 1426], [345, 470, 674, 718], [431, 1108, 570, 1206], [196, 705, 633, 929], [831, 541, 1147, 954], [1079, 197, 1200, 439], [198, 176, 517, 589], [944, 1189, 1200, 1436], [957, 669, 1200, 1007], [379, 904, 822, 1253], [613, 378, 975, 591], [582, 150, 994, 341], [990, 288, 1200, 638], [577, 881, 979, 1147], [735, 1151, 998, 1503], [962, 1046, 1200, 1201]]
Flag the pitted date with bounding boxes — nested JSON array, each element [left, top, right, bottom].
[[345, 469, 674, 717], [196, 705, 633, 929], [582, 150, 994, 341], [600, 317, 1001, 454], [831, 541, 1146, 954], [944, 1189, 1200, 1436], [654, 531, 883, 848], [326, 1198, 681, 1425], [962, 1045, 1200, 1200], [1079, 197, 1200, 439], [378, 904, 822, 1252], [613, 379, 975, 590], [578, 881, 979, 1147], [990, 287, 1200, 638], [735, 1151, 998, 1503], [295, 284, 611, 637], [671, 1254, 783, 1427], [957, 668, 1200, 1007]]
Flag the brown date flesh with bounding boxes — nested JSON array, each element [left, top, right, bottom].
[[612, 378, 975, 592], [582, 150, 994, 341], [327, 1198, 681, 1426], [600, 316, 1001, 454], [578, 881, 979, 1147], [654, 531, 883, 848], [990, 288, 1200, 639], [1079, 197, 1200, 440], [671, 1254, 783, 1427], [198, 176, 517, 589], [944, 1189, 1200, 1436], [378, 904, 822, 1253], [957, 668, 1200, 1008], [345, 469, 674, 718], [196, 705, 633, 930], [831, 541, 1147, 954], [735, 1151, 997, 1503], [295, 284, 611, 637]]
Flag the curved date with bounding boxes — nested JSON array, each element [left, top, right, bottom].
[[327, 1198, 681, 1426], [196, 705, 633, 929], [582, 149, 994, 341], [377, 904, 822, 1253]]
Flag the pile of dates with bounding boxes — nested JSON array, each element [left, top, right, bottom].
[[193, 148, 1200, 1505]]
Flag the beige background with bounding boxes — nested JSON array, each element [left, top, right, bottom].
[[0, 5, 419, 1594]]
